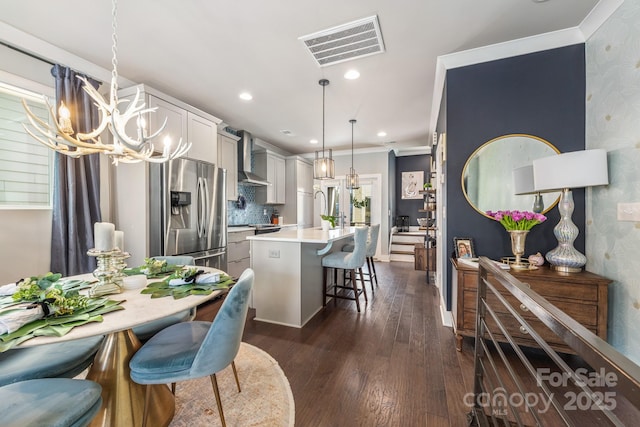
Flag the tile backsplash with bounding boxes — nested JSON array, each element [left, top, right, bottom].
[[227, 184, 279, 225]]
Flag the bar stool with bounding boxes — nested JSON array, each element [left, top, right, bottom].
[[342, 224, 380, 295], [0, 378, 102, 427], [132, 255, 198, 341], [322, 227, 368, 312]]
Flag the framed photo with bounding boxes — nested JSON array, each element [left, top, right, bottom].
[[401, 171, 424, 199], [454, 237, 476, 259]]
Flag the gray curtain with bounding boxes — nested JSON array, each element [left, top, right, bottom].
[[50, 64, 102, 276]]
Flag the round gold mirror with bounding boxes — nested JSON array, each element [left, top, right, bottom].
[[461, 134, 561, 218]]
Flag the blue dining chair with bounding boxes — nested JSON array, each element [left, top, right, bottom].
[[129, 268, 254, 427], [132, 255, 198, 341], [342, 224, 380, 294], [322, 227, 368, 312], [0, 378, 102, 427], [0, 335, 104, 387]]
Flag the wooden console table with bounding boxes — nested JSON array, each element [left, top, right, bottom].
[[451, 258, 611, 353]]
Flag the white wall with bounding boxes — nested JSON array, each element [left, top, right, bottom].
[[0, 45, 54, 283]]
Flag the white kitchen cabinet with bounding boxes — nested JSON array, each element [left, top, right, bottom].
[[282, 156, 314, 228], [218, 132, 239, 201], [187, 112, 218, 164], [118, 85, 221, 165], [227, 229, 253, 279], [254, 151, 285, 205]]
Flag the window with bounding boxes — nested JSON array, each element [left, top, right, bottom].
[[0, 81, 52, 209]]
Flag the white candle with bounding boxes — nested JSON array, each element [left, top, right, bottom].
[[94, 222, 115, 252], [114, 230, 124, 252]]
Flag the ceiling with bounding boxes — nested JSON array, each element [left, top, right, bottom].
[[0, 0, 606, 155]]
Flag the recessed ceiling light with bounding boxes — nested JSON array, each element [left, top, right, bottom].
[[377, 131, 387, 137], [310, 139, 319, 144], [344, 70, 360, 80], [239, 92, 253, 101]]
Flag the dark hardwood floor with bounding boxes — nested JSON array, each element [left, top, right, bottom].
[[196, 261, 478, 426]]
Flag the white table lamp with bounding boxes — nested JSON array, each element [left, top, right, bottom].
[[532, 149, 608, 273]]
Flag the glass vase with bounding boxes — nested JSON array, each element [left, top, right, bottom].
[[509, 230, 529, 270]]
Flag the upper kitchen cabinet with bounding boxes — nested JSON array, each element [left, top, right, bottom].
[[217, 130, 239, 201], [118, 84, 221, 164], [254, 151, 285, 204]]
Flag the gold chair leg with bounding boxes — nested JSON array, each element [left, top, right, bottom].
[[209, 373, 226, 427], [231, 360, 241, 393], [141, 384, 152, 427]]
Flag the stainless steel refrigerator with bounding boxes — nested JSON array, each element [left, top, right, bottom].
[[149, 158, 227, 270]]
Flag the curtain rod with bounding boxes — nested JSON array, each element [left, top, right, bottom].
[[0, 40, 56, 67]]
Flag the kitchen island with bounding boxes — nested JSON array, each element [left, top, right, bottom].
[[247, 227, 355, 327]]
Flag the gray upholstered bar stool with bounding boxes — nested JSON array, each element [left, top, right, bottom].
[[131, 255, 198, 341], [322, 227, 368, 312], [342, 224, 380, 295]]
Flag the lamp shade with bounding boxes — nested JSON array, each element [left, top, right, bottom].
[[533, 149, 608, 192], [513, 164, 536, 195]]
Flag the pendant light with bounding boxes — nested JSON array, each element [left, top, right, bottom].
[[313, 79, 335, 179], [346, 119, 360, 189]]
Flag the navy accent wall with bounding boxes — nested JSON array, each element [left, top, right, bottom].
[[395, 155, 430, 227], [444, 44, 586, 310]]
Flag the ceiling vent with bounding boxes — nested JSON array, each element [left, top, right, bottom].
[[299, 15, 385, 67]]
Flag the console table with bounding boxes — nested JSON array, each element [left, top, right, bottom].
[[451, 258, 611, 353]]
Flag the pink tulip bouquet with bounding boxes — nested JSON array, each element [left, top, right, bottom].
[[486, 210, 546, 231]]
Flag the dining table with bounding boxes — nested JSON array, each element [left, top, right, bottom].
[[14, 267, 227, 427]]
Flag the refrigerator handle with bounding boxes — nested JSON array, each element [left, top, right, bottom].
[[196, 177, 204, 238], [202, 177, 210, 237]]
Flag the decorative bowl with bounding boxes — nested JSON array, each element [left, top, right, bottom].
[[417, 218, 429, 227]]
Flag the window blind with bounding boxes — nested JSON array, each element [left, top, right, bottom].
[[0, 84, 51, 208]]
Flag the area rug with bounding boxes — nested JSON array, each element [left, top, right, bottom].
[[170, 342, 295, 427]]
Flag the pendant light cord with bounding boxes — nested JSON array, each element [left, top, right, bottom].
[[351, 120, 354, 169], [322, 83, 326, 157]]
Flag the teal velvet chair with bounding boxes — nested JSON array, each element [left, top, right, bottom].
[[132, 255, 197, 341], [129, 268, 254, 427], [322, 227, 368, 312], [0, 378, 102, 427], [0, 335, 104, 387], [342, 224, 380, 294]]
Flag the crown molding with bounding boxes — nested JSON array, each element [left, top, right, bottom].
[[428, 0, 622, 138]]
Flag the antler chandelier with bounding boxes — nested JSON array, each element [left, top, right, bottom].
[[21, 0, 190, 164]]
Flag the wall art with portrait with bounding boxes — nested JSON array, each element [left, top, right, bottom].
[[454, 237, 476, 259], [401, 171, 424, 199]]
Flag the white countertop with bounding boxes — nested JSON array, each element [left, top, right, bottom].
[[227, 226, 255, 233], [247, 226, 355, 243], [227, 224, 299, 234]]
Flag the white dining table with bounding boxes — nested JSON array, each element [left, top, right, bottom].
[[16, 268, 226, 427]]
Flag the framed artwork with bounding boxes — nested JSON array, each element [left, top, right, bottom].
[[454, 237, 476, 259], [401, 171, 423, 199]]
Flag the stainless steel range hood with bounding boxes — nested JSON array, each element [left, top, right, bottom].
[[237, 130, 269, 186]]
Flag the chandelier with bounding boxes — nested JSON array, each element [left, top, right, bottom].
[[313, 79, 335, 179], [346, 119, 360, 190], [21, 0, 190, 164]]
